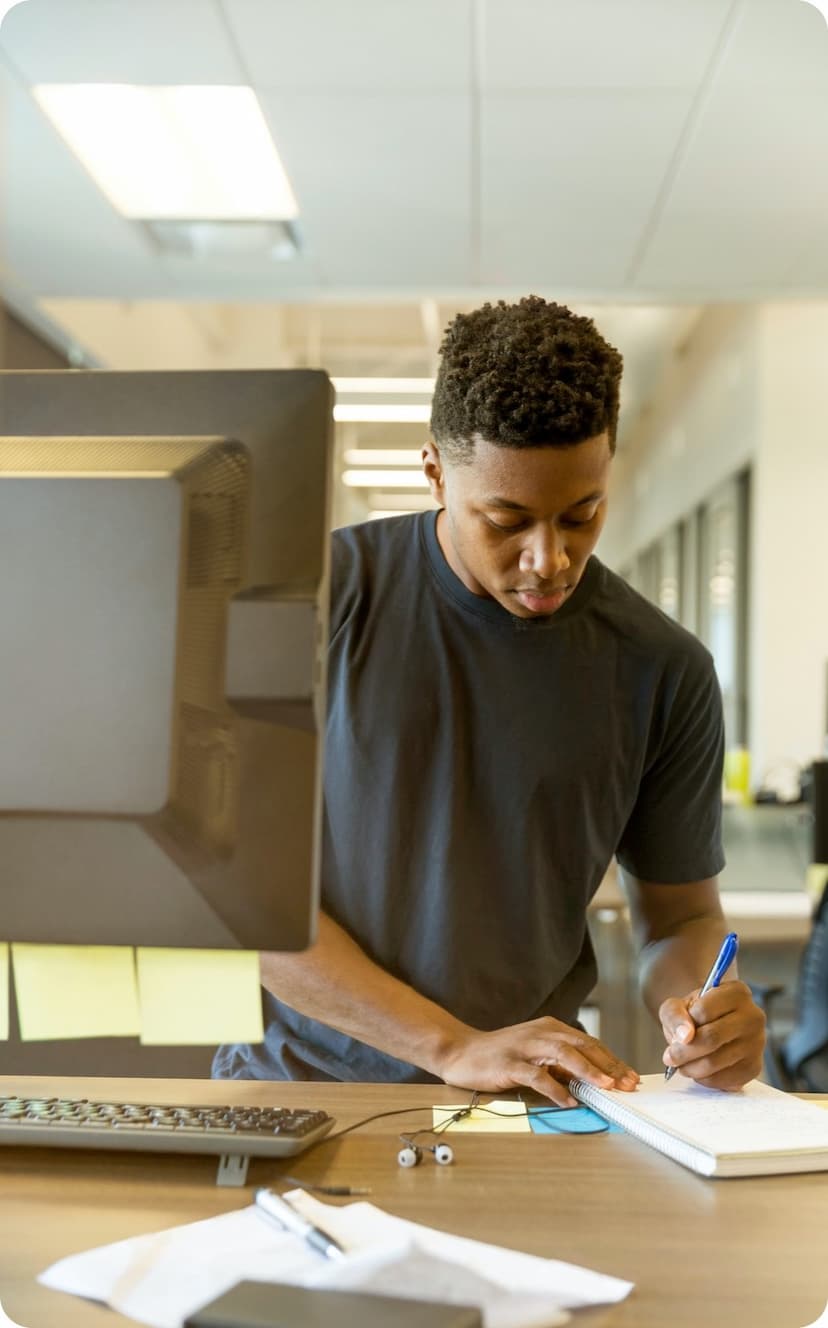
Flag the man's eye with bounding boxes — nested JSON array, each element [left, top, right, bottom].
[[486, 517, 527, 532], [562, 511, 597, 528]]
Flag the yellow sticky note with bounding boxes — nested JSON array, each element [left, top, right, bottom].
[[136, 949, 264, 1046], [432, 1100, 530, 1133], [11, 944, 140, 1040], [0, 944, 9, 1040], [806, 863, 828, 905]]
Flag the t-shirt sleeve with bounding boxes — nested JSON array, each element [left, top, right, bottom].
[[327, 527, 363, 645], [615, 646, 726, 883]]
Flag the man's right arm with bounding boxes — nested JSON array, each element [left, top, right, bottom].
[[260, 910, 639, 1104]]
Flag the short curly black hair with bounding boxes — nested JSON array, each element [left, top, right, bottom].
[[430, 296, 623, 463]]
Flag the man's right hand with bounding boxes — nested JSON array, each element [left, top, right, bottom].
[[435, 1017, 640, 1106], [260, 914, 639, 1102]]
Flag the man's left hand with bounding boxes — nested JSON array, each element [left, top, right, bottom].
[[659, 980, 766, 1090]]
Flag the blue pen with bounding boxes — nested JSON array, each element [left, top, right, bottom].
[[664, 931, 739, 1082]]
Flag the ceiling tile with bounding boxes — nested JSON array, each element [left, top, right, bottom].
[[479, 90, 695, 288], [258, 92, 471, 285], [0, 66, 163, 297], [634, 85, 828, 292], [155, 259, 325, 300], [0, 0, 243, 84], [785, 234, 828, 288], [480, 0, 731, 90], [224, 0, 472, 91]]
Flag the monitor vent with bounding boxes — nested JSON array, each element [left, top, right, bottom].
[[0, 436, 217, 474], [186, 488, 246, 588], [170, 442, 249, 852], [174, 704, 238, 853]]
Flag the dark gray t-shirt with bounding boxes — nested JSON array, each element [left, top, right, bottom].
[[213, 510, 725, 1083]]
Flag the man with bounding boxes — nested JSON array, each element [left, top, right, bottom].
[[214, 295, 765, 1104]]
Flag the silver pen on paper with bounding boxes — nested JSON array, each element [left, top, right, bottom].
[[253, 1187, 346, 1260]]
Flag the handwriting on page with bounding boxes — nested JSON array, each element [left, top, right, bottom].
[[629, 1076, 828, 1154]]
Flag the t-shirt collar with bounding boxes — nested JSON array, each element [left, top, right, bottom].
[[421, 508, 601, 630]]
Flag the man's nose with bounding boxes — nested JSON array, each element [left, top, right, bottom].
[[518, 526, 571, 578]]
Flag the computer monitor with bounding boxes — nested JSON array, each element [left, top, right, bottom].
[[0, 368, 334, 951]]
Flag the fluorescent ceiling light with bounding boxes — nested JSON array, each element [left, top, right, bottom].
[[144, 218, 299, 259], [368, 510, 418, 520], [334, 404, 431, 424], [371, 493, 437, 510], [342, 470, 428, 488], [333, 378, 435, 395], [33, 84, 298, 221], [344, 449, 423, 466]]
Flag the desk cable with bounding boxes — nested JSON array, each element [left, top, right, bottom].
[[278, 1090, 608, 1194]]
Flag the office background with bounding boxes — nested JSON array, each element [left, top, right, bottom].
[[1, 0, 826, 1076]]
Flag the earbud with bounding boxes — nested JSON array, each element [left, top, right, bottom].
[[397, 1143, 421, 1168], [397, 1135, 455, 1167], [432, 1142, 454, 1165]]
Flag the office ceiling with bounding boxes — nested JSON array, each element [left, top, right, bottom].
[[0, 0, 826, 516], [1, 0, 827, 303]]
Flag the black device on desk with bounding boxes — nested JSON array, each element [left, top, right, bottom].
[[0, 369, 335, 1174]]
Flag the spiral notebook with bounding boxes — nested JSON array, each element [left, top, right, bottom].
[[569, 1072, 828, 1177]]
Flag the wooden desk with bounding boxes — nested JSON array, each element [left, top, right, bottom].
[[1, 1076, 827, 1328]]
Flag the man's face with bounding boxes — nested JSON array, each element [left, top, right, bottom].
[[424, 432, 612, 620]]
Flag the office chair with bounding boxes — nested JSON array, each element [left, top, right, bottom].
[[750, 880, 828, 1092]]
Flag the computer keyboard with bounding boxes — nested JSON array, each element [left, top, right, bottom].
[[0, 1095, 335, 1183]]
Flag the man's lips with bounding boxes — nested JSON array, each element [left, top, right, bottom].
[[514, 586, 570, 611], [513, 585, 569, 596]]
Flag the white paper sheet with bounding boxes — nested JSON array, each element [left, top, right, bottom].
[[39, 1191, 633, 1328]]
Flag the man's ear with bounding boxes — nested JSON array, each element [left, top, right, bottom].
[[422, 441, 446, 505]]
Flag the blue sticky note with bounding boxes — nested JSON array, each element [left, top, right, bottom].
[[528, 1105, 623, 1135]]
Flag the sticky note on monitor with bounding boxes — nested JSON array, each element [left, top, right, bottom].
[[0, 945, 9, 1040], [806, 863, 828, 904], [135, 948, 264, 1045], [11, 944, 140, 1040]]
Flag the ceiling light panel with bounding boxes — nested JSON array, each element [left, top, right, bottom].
[[333, 378, 435, 394], [343, 450, 423, 466], [342, 470, 429, 488], [334, 404, 431, 424], [33, 84, 299, 221], [369, 493, 438, 511]]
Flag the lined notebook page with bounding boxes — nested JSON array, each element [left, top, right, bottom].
[[570, 1073, 828, 1174]]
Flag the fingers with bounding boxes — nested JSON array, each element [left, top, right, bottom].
[[437, 1019, 640, 1104], [529, 1026, 639, 1092], [662, 988, 766, 1089], [659, 995, 696, 1048], [686, 980, 756, 1026], [664, 1040, 764, 1090], [513, 1063, 579, 1107]]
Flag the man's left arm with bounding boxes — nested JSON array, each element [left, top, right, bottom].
[[621, 873, 766, 1090]]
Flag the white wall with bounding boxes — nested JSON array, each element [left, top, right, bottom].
[[752, 303, 828, 778], [601, 301, 828, 788], [601, 306, 759, 566]]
